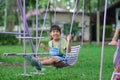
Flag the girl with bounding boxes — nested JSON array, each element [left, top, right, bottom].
[[26, 25, 71, 70], [109, 14, 120, 80]]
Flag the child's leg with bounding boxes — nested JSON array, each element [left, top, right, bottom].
[[37, 57, 50, 61], [41, 57, 60, 65]]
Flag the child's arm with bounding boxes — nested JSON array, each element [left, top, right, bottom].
[[67, 42, 71, 53], [112, 27, 119, 41], [40, 43, 49, 52], [66, 34, 72, 53], [109, 27, 119, 46]]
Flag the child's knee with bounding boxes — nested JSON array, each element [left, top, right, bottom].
[[51, 57, 59, 62]]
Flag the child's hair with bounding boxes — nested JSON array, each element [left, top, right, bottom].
[[50, 25, 61, 34]]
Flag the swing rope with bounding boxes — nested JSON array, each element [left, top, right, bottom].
[[62, 0, 84, 66], [53, 0, 56, 24], [66, 0, 78, 53], [23, 0, 27, 75], [35, 0, 50, 56], [99, 0, 108, 80], [35, 0, 39, 55]]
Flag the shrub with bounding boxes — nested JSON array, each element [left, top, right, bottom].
[[63, 21, 79, 36], [0, 34, 18, 45], [100, 25, 112, 40]]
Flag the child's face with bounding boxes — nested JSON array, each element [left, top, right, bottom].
[[50, 30, 61, 40]]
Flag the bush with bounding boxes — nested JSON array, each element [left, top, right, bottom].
[[100, 25, 112, 40], [33, 31, 48, 37], [63, 21, 79, 36], [32, 37, 50, 46], [0, 34, 18, 45]]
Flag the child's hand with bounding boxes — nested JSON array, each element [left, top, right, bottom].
[[67, 34, 72, 41], [108, 40, 117, 46], [40, 43, 45, 49]]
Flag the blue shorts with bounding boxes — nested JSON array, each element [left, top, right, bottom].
[[52, 55, 67, 64]]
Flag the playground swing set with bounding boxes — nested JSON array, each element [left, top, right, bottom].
[[1, 0, 115, 80], [1, 0, 82, 76]]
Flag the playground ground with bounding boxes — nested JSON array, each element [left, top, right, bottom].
[[0, 44, 116, 80]]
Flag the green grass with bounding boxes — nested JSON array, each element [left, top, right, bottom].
[[0, 44, 116, 80]]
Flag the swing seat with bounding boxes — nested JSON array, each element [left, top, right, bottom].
[[111, 71, 120, 80], [54, 45, 81, 67], [113, 40, 120, 67], [111, 40, 120, 79], [66, 45, 81, 66]]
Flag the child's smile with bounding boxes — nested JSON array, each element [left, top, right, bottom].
[[50, 30, 60, 40]]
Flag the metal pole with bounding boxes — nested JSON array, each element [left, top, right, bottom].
[[23, 0, 27, 75], [36, 0, 39, 56], [17, 0, 35, 53], [99, 0, 108, 80]]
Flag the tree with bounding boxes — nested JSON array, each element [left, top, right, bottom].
[[0, 0, 5, 26], [6, 0, 17, 31], [0, 0, 117, 32]]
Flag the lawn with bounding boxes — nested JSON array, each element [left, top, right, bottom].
[[0, 44, 116, 80]]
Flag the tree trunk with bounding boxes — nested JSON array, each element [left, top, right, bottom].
[[76, 0, 80, 11], [96, 0, 100, 45], [6, 0, 16, 32], [89, 0, 92, 44], [49, 2, 52, 26]]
